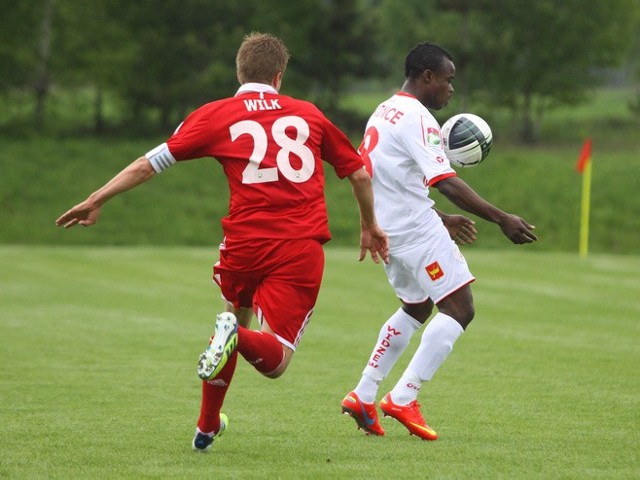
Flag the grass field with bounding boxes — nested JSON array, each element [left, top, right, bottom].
[[2, 86, 639, 253], [1, 246, 638, 478], [2, 134, 640, 255]]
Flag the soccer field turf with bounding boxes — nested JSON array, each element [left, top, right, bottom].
[[1, 246, 638, 478]]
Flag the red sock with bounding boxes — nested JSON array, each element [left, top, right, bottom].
[[237, 326, 284, 375], [197, 350, 237, 434]]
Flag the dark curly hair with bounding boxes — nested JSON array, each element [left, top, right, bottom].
[[404, 42, 453, 79]]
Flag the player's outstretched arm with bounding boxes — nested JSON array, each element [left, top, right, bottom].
[[435, 176, 537, 245], [55, 156, 156, 229], [347, 167, 389, 264]]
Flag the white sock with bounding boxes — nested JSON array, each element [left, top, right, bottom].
[[390, 313, 463, 405], [354, 308, 422, 403]]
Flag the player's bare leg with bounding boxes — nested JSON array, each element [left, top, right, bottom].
[[226, 301, 253, 328]]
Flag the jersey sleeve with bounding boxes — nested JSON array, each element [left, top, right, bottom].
[[401, 114, 456, 186], [319, 115, 365, 178], [166, 104, 215, 161]]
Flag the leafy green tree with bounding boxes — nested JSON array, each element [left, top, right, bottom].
[[0, 3, 39, 91], [107, 0, 241, 131], [294, 0, 382, 111], [479, 0, 636, 142], [111, 0, 381, 132], [627, 7, 640, 117], [53, 0, 136, 133], [225, 0, 384, 131], [372, 0, 636, 142], [1, 0, 386, 135], [33, 0, 55, 130], [0, 0, 54, 130], [370, 0, 494, 110]]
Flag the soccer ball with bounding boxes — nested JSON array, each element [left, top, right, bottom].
[[441, 113, 493, 168]]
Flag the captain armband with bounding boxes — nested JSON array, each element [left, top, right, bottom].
[[145, 143, 176, 173]]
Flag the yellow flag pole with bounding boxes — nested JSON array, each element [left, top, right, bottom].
[[578, 160, 592, 258]]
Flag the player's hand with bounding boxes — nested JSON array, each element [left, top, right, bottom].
[[442, 214, 477, 245], [359, 224, 389, 264], [55, 200, 102, 229], [499, 214, 537, 244]]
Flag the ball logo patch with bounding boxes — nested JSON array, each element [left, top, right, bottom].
[[426, 261, 444, 281]]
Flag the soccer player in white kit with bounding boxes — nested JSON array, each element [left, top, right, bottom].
[[341, 42, 538, 440]]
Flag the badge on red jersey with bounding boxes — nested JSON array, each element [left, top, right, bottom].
[[426, 261, 444, 281]]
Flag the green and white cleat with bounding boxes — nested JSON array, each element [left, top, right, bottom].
[[197, 313, 238, 381]]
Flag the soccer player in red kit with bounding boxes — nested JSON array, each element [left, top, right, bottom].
[[56, 32, 389, 452]]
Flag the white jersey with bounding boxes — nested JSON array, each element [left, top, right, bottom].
[[360, 92, 456, 253]]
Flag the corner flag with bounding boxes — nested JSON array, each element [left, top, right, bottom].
[[576, 139, 592, 257], [576, 138, 592, 173]]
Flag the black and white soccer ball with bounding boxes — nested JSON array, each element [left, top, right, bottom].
[[441, 113, 493, 168]]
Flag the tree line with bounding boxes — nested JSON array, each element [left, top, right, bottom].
[[1, 0, 638, 142]]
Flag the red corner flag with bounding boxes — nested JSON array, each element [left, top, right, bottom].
[[576, 138, 592, 173], [576, 139, 593, 257]]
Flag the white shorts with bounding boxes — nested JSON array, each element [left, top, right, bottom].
[[384, 228, 475, 304]]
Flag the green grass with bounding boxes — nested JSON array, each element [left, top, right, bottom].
[[2, 132, 640, 254], [3, 87, 639, 254], [1, 246, 638, 478], [2, 86, 640, 254]]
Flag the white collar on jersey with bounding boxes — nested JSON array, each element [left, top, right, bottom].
[[236, 83, 278, 96]]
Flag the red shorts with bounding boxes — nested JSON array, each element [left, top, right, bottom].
[[213, 237, 325, 350]]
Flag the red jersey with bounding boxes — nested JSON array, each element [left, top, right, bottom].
[[165, 83, 364, 243]]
